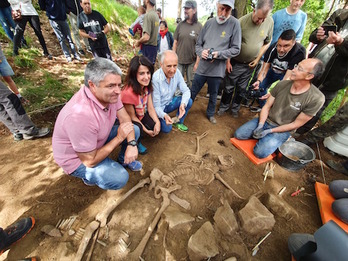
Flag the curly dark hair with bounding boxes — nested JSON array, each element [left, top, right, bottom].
[[124, 56, 154, 95]]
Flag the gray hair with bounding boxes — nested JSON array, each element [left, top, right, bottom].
[[160, 50, 178, 64], [255, 0, 274, 11], [84, 58, 122, 87]]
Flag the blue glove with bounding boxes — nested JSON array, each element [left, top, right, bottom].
[[252, 123, 264, 137], [253, 128, 272, 139]]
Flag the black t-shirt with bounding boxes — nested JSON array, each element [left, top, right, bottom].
[[78, 10, 108, 49], [264, 42, 306, 74]]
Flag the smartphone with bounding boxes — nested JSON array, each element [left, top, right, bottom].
[[322, 25, 337, 36], [88, 31, 97, 39]]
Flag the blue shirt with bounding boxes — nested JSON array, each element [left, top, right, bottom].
[[271, 8, 307, 45], [152, 68, 190, 119]]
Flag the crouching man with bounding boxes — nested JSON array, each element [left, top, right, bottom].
[[52, 58, 142, 190], [234, 58, 325, 158]]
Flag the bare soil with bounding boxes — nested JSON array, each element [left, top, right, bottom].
[[0, 12, 347, 261]]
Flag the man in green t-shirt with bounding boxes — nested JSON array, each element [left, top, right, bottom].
[[218, 0, 274, 117], [173, 1, 202, 88], [234, 58, 325, 159], [135, 0, 159, 64]]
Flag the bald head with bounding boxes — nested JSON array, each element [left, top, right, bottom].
[[306, 58, 324, 81]]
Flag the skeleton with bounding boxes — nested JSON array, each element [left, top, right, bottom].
[[128, 185, 178, 260], [96, 177, 150, 227], [74, 220, 100, 261]]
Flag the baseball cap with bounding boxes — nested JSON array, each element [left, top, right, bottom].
[[149, 0, 156, 5], [183, 1, 197, 9], [218, 0, 234, 8]]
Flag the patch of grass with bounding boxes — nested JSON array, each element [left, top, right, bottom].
[[15, 72, 79, 112], [13, 48, 41, 69]]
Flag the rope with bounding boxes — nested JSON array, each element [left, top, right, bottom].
[[316, 141, 326, 184], [27, 103, 66, 115]]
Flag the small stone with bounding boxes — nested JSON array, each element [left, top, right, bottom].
[[238, 196, 275, 235], [163, 206, 194, 231], [68, 229, 75, 236], [41, 224, 62, 237], [187, 221, 219, 261], [224, 257, 237, 261]]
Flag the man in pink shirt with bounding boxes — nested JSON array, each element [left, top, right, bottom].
[[52, 58, 142, 190]]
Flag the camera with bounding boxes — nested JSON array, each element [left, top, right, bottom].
[[241, 86, 265, 99], [206, 48, 214, 61]]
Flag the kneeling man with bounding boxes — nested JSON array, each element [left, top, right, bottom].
[[52, 58, 142, 190], [152, 50, 193, 133], [234, 58, 325, 158]]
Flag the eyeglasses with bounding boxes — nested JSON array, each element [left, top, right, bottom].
[[294, 64, 313, 74]]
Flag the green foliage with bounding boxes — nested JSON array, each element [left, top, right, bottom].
[[94, 1, 137, 27], [0, 26, 7, 39], [166, 18, 176, 33], [320, 88, 348, 123], [301, 0, 327, 47]]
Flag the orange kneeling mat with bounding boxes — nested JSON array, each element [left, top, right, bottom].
[[230, 138, 276, 165], [315, 182, 348, 233]]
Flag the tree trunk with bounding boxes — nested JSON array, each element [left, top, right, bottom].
[[138, 0, 141, 7], [177, 0, 182, 19], [234, 0, 248, 18], [162, 1, 164, 17]]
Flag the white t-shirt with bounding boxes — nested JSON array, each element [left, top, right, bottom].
[[160, 36, 169, 53]]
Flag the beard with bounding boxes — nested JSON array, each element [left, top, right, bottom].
[[216, 16, 229, 24]]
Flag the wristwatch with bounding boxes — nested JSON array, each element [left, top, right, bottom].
[[127, 140, 137, 146]]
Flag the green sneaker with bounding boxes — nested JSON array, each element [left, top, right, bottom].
[[173, 123, 188, 132]]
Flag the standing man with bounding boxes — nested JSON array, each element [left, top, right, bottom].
[[135, 0, 159, 64], [39, 0, 81, 62], [173, 0, 202, 88], [234, 58, 325, 159], [190, 0, 241, 124], [78, 0, 112, 60], [252, 29, 306, 110], [297, 4, 348, 134], [52, 58, 142, 190], [218, 0, 274, 118], [66, 0, 90, 55], [152, 50, 193, 133], [271, 0, 307, 45]]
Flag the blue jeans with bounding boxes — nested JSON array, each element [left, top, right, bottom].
[[49, 19, 77, 59], [160, 96, 193, 133], [191, 74, 222, 118], [258, 69, 284, 107], [0, 6, 15, 40], [234, 117, 290, 158], [142, 44, 157, 64], [70, 124, 140, 190]]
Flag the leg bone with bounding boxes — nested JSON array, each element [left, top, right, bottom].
[[74, 220, 100, 261], [128, 192, 171, 260], [215, 172, 244, 199], [96, 177, 150, 227]]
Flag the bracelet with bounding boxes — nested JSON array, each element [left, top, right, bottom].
[[257, 80, 262, 84]]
